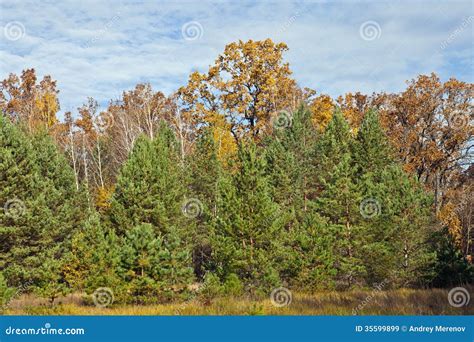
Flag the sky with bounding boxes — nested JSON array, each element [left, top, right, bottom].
[[0, 0, 472, 116]]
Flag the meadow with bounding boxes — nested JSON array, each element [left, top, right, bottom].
[[4, 287, 473, 316]]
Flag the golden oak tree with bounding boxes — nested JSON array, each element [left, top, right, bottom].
[[178, 39, 306, 141], [378, 74, 472, 204], [375, 74, 473, 253]]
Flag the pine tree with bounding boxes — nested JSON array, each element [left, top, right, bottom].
[[121, 223, 193, 303], [352, 109, 396, 284], [353, 110, 435, 286], [107, 124, 187, 236], [313, 110, 365, 288], [0, 117, 86, 301], [0, 115, 39, 286], [188, 129, 222, 279], [266, 107, 317, 207], [353, 110, 433, 286], [29, 131, 87, 302], [212, 141, 283, 292], [264, 106, 318, 226], [284, 211, 338, 290], [65, 213, 122, 299], [107, 124, 194, 300], [353, 109, 393, 179], [264, 107, 337, 289], [381, 166, 436, 287]]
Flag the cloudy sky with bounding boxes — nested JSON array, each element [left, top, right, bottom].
[[0, 0, 472, 116]]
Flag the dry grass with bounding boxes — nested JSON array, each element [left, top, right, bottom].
[[4, 287, 473, 316]]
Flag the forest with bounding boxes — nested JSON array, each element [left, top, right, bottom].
[[0, 39, 473, 314]]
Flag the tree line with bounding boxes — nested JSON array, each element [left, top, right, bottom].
[[0, 39, 472, 305]]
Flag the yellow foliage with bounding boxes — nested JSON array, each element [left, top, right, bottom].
[[211, 116, 237, 166], [438, 203, 462, 247], [178, 39, 302, 140], [96, 185, 114, 212], [309, 94, 334, 131], [34, 91, 59, 128]]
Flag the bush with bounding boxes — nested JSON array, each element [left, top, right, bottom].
[[222, 274, 244, 297], [0, 273, 15, 313], [199, 273, 223, 304]]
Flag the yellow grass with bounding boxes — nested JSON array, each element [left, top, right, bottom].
[[4, 287, 473, 316]]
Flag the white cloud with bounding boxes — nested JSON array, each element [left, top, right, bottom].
[[0, 0, 472, 116]]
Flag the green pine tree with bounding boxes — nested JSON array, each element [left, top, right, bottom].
[[0, 117, 86, 303], [381, 166, 436, 287], [65, 212, 123, 300], [121, 223, 193, 303], [313, 109, 365, 289], [107, 124, 187, 236], [264, 107, 336, 289], [352, 109, 396, 284], [353, 110, 435, 287], [107, 124, 194, 300], [187, 129, 222, 279], [212, 141, 283, 293]]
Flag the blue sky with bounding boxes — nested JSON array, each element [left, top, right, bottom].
[[1, 0, 472, 116]]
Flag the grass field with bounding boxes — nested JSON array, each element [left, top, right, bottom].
[[4, 287, 473, 316]]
